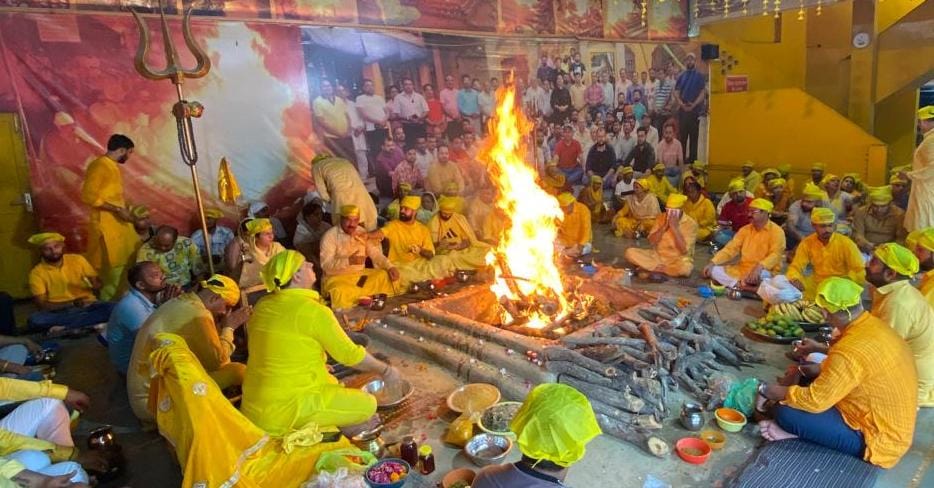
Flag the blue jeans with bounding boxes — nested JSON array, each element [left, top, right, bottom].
[[27, 302, 115, 332], [713, 229, 735, 248], [0, 345, 43, 381], [775, 405, 865, 459], [560, 167, 584, 187]]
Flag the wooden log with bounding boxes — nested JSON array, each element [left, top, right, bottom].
[[546, 360, 614, 387], [638, 322, 660, 356], [543, 346, 619, 378], [406, 304, 545, 356], [595, 414, 670, 458], [614, 352, 651, 372], [561, 336, 648, 349], [548, 360, 663, 407], [589, 398, 663, 429], [576, 344, 622, 363], [559, 375, 647, 414], [655, 326, 708, 345], [644, 306, 675, 321]]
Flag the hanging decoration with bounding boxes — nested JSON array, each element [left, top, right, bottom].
[[797, 0, 805, 20], [773, 0, 781, 18], [816, 0, 823, 15], [641, 0, 648, 27], [762, 0, 769, 15]]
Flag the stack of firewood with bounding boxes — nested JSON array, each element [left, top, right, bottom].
[[543, 297, 764, 456]]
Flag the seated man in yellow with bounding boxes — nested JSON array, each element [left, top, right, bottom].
[[481, 206, 509, 246], [541, 161, 567, 196], [741, 161, 762, 193], [866, 243, 934, 406], [681, 160, 707, 189], [911, 228, 934, 305], [467, 188, 495, 235], [428, 198, 490, 271], [777, 163, 796, 197], [766, 178, 791, 216], [786, 207, 865, 300], [439, 182, 467, 215], [136, 225, 205, 289], [682, 180, 716, 242], [555, 192, 592, 257], [613, 179, 660, 238], [577, 175, 609, 223], [753, 168, 780, 198], [703, 198, 785, 290], [242, 251, 401, 436], [624, 194, 698, 279], [643, 163, 677, 203], [382, 182, 412, 222], [381, 196, 457, 285], [851, 186, 907, 255], [26, 232, 114, 332], [320, 205, 401, 310], [127, 274, 250, 423]]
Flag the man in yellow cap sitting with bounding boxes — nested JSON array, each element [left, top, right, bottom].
[[320, 205, 400, 310], [777, 163, 795, 197], [753, 168, 779, 199], [26, 233, 115, 332], [713, 178, 753, 247], [428, 198, 490, 271], [715, 177, 754, 215], [643, 163, 677, 203], [910, 228, 934, 305], [682, 160, 707, 189], [472, 383, 601, 488], [190, 208, 235, 270], [757, 277, 917, 468], [741, 161, 762, 194], [577, 175, 609, 223], [624, 193, 698, 279], [850, 186, 906, 255], [541, 161, 568, 196], [136, 225, 206, 289], [383, 182, 413, 222], [242, 250, 401, 437], [704, 199, 785, 290], [786, 207, 865, 300], [127, 274, 251, 423], [556, 193, 593, 257], [905, 105, 934, 231], [613, 179, 660, 238], [381, 196, 457, 285], [784, 182, 827, 249], [766, 178, 791, 217], [682, 180, 716, 242], [810, 162, 825, 186], [439, 181, 467, 215], [890, 174, 910, 211], [865, 243, 934, 407], [612, 165, 636, 206]]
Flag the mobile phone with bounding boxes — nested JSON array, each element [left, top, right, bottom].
[[356, 275, 369, 288]]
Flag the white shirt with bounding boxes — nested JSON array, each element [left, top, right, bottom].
[[415, 150, 435, 179], [478, 91, 495, 117], [344, 99, 367, 150], [393, 91, 428, 120], [644, 79, 659, 105], [355, 93, 388, 131], [615, 178, 635, 198], [524, 86, 548, 115], [614, 132, 637, 163], [601, 82, 614, 106], [644, 125, 659, 149], [615, 80, 632, 103]]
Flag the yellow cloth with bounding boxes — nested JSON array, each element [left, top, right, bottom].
[[385, 199, 401, 221], [811, 207, 836, 225], [313, 157, 379, 231], [787, 233, 866, 301], [613, 193, 661, 237], [401, 195, 422, 210], [577, 185, 606, 221], [643, 174, 677, 201], [744, 171, 762, 193], [749, 198, 773, 213], [874, 243, 919, 277], [427, 213, 490, 271], [920, 270, 934, 307], [481, 210, 508, 244], [904, 128, 934, 232], [204, 208, 224, 220], [815, 277, 863, 313], [557, 202, 592, 247], [666, 193, 687, 209], [0, 378, 72, 463], [201, 274, 241, 307], [80, 155, 138, 300], [802, 182, 827, 201], [466, 198, 492, 237], [242, 289, 374, 435], [710, 221, 786, 279], [27, 232, 65, 246], [127, 293, 244, 422], [247, 218, 273, 236], [260, 250, 306, 292], [683, 194, 716, 241], [147, 333, 354, 487], [438, 196, 466, 215], [340, 205, 360, 218], [510, 384, 601, 468], [557, 192, 576, 206], [426, 161, 466, 195], [624, 214, 697, 277], [382, 220, 455, 284], [0, 457, 25, 486], [28, 254, 97, 304], [785, 312, 917, 468], [218, 157, 241, 204], [238, 241, 288, 291], [319, 226, 397, 309], [542, 173, 566, 195], [871, 280, 934, 407], [312, 96, 349, 138]]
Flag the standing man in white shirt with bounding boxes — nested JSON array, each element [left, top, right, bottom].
[[394, 78, 429, 145], [413, 136, 435, 179], [439, 75, 461, 140], [613, 119, 637, 166], [640, 113, 660, 150], [600, 72, 614, 112], [339, 84, 370, 179], [356, 79, 389, 178], [615, 68, 632, 105]]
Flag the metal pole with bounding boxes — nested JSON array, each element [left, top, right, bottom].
[[176, 84, 215, 276]]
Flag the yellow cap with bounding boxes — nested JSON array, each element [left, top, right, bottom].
[[691, 160, 707, 171], [742, 161, 754, 169], [203, 208, 223, 220], [777, 163, 791, 175], [907, 229, 924, 250], [810, 207, 836, 225], [260, 250, 307, 292], [27, 232, 65, 246], [510, 383, 601, 468], [812, 162, 825, 171], [635, 178, 650, 190], [557, 192, 576, 206], [750, 198, 774, 213], [652, 162, 665, 172], [889, 174, 908, 185], [802, 183, 826, 201], [444, 181, 460, 194], [591, 175, 603, 185], [868, 186, 893, 205], [874, 242, 919, 276], [401, 195, 422, 210], [919, 105, 934, 121], [727, 178, 745, 192], [340, 205, 360, 218], [768, 178, 786, 190], [398, 182, 413, 193], [130, 205, 151, 219], [620, 166, 634, 175], [815, 277, 863, 314], [666, 193, 687, 209], [915, 228, 934, 252], [761, 168, 779, 178], [820, 174, 839, 186], [200, 274, 241, 306], [438, 197, 458, 213], [246, 218, 273, 236]]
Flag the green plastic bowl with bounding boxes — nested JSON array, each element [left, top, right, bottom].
[[715, 407, 747, 433]]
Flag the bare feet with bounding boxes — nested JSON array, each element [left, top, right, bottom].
[[758, 420, 798, 442]]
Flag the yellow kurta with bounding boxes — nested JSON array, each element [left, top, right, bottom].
[[786, 233, 866, 301], [920, 270, 934, 307], [613, 193, 660, 237], [905, 128, 934, 232], [239, 241, 287, 294], [242, 289, 374, 435], [871, 280, 934, 407], [744, 171, 762, 193], [481, 210, 508, 244], [147, 333, 355, 488], [312, 157, 379, 231], [577, 186, 607, 222], [466, 198, 492, 234], [643, 175, 677, 201], [710, 221, 786, 279], [127, 293, 245, 422], [319, 226, 397, 310], [80, 155, 139, 300], [425, 161, 466, 195], [624, 214, 698, 277], [428, 213, 490, 271], [785, 176, 797, 198], [785, 313, 917, 468], [557, 202, 592, 248], [683, 195, 716, 241], [381, 220, 455, 284], [0, 378, 74, 462], [28, 254, 97, 304]]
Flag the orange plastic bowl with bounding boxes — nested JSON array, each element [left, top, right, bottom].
[[715, 407, 747, 433], [699, 429, 726, 450], [676, 437, 712, 465]]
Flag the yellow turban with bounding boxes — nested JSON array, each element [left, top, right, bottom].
[[438, 197, 458, 213], [444, 181, 460, 194], [916, 228, 934, 252], [557, 192, 576, 206], [777, 163, 791, 175], [750, 198, 774, 213], [340, 205, 360, 218], [727, 178, 745, 192], [874, 242, 919, 276], [261, 250, 307, 292], [907, 229, 923, 250], [812, 162, 825, 171], [204, 208, 223, 220], [635, 178, 650, 190], [652, 162, 665, 172], [398, 182, 413, 193], [666, 193, 687, 209], [919, 105, 934, 121], [620, 166, 634, 175], [510, 384, 601, 468], [130, 205, 150, 219], [768, 178, 786, 190], [401, 195, 422, 210], [246, 218, 273, 236], [691, 160, 706, 171], [591, 175, 603, 185], [27, 232, 65, 246], [890, 174, 908, 185], [545, 159, 558, 168], [742, 161, 754, 169], [802, 183, 826, 201], [869, 186, 893, 205], [201, 274, 241, 306], [761, 168, 779, 178], [815, 277, 863, 314], [820, 174, 839, 186], [811, 207, 836, 225]]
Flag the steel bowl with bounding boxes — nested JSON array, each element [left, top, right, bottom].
[[361, 378, 414, 409], [726, 287, 743, 300], [370, 293, 387, 311], [455, 269, 473, 283], [464, 433, 513, 467], [680, 402, 705, 431], [87, 425, 116, 450]]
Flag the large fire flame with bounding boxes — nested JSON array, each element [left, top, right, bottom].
[[482, 84, 569, 329]]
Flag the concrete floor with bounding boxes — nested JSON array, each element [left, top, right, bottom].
[[32, 226, 934, 487]]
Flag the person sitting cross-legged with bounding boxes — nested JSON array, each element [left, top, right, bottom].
[[428, 198, 490, 272], [786, 207, 865, 301], [381, 196, 457, 285], [613, 179, 660, 238], [757, 277, 917, 469], [624, 193, 697, 280], [911, 227, 934, 305], [703, 199, 785, 291], [713, 178, 753, 247], [850, 186, 907, 256], [555, 192, 593, 258], [136, 225, 205, 289], [682, 180, 716, 242], [26, 233, 114, 333]]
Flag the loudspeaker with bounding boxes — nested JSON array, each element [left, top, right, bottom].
[[701, 43, 720, 61]]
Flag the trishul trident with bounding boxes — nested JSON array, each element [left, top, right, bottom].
[[131, 0, 217, 274]]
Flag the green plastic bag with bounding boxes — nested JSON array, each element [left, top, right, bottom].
[[724, 378, 760, 418], [314, 448, 378, 475]]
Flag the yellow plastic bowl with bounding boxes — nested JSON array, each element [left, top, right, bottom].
[[715, 407, 747, 433], [700, 429, 726, 450], [709, 282, 726, 297], [447, 384, 501, 414]]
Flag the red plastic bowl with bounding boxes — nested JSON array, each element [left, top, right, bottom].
[[676, 437, 712, 465]]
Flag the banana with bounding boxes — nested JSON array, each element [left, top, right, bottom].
[[789, 305, 804, 321], [803, 308, 824, 323]]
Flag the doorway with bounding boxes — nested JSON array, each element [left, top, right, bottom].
[[0, 113, 38, 298]]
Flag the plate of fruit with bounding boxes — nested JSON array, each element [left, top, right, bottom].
[[743, 315, 806, 344], [768, 301, 827, 331], [365, 459, 410, 487]]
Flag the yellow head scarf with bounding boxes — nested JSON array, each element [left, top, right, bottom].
[[398, 182, 413, 193], [868, 186, 893, 205], [919, 105, 934, 121], [768, 178, 786, 190], [812, 162, 825, 171], [691, 160, 706, 171], [777, 163, 791, 176], [810, 207, 836, 225], [443, 181, 460, 194], [916, 228, 934, 253], [340, 205, 360, 218], [761, 168, 779, 178], [821, 174, 839, 186], [802, 183, 826, 201], [666, 193, 687, 209], [591, 175, 603, 185], [635, 178, 649, 190], [620, 166, 634, 175], [750, 198, 774, 213], [204, 208, 223, 220], [510, 384, 601, 468], [201, 274, 241, 306], [652, 162, 665, 172], [889, 174, 908, 185], [874, 242, 920, 277], [246, 218, 273, 236], [438, 197, 458, 213], [815, 277, 863, 314], [742, 161, 754, 169], [27, 232, 65, 246], [842, 173, 860, 183], [727, 178, 745, 193], [401, 195, 422, 210], [557, 192, 576, 207], [261, 250, 307, 292]]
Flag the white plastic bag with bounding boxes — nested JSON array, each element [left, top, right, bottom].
[[756, 275, 803, 305], [301, 468, 368, 488]]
